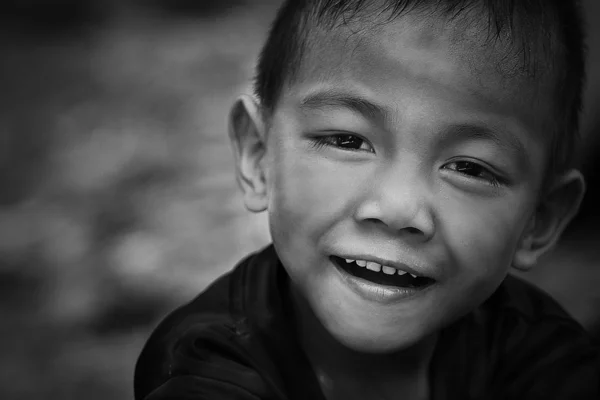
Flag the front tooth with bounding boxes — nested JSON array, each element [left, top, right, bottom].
[[409, 273, 417, 278], [366, 262, 381, 272], [398, 270, 407, 276], [356, 260, 367, 267], [382, 266, 395, 275], [345, 259, 354, 263]]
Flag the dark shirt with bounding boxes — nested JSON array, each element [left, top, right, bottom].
[[134, 245, 599, 400]]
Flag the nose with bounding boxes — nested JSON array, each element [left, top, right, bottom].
[[354, 162, 435, 240]]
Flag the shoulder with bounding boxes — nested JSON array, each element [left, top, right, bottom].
[[492, 274, 580, 320], [482, 275, 599, 398], [134, 246, 283, 400], [487, 274, 594, 348]]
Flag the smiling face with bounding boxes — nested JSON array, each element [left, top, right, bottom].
[[238, 12, 565, 353]]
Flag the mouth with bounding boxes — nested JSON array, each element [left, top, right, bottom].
[[330, 255, 436, 290]]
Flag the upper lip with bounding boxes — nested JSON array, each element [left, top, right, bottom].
[[334, 253, 435, 279]]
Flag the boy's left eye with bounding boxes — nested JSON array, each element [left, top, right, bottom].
[[443, 160, 501, 186], [310, 134, 374, 153]]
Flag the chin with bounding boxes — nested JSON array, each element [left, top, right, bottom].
[[329, 321, 427, 354]]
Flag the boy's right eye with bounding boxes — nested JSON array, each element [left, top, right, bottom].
[[310, 134, 374, 153]]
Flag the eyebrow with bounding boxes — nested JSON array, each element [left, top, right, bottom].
[[300, 90, 391, 125], [300, 90, 530, 169], [443, 123, 530, 169]]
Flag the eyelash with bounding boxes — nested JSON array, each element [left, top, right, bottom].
[[309, 134, 504, 187], [442, 160, 502, 187], [309, 133, 374, 153]]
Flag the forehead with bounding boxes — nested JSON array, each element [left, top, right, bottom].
[[286, 10, 554, 136]]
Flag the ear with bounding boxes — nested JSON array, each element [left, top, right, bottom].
[[228, 95, 269, 213], [512, 169, 586, 271]]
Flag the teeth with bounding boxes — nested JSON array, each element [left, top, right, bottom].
[[382, 266, 395, 275], [344, 258, 422, 278], [365, 261, 381, 272], [397, 269, 418, 278]]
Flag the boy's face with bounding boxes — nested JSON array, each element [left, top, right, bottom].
[[250, 14, 561, 352]]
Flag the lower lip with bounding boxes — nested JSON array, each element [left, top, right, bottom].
[[331, 259, 436, 305]]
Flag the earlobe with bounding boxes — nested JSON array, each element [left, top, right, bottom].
[[512, 229, 536, 272], [228, 95, 269, 213], [512, 169, 585, 271]]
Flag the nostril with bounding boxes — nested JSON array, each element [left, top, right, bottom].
[[364, 218, 384, 226], [363, 220, 423, 235]]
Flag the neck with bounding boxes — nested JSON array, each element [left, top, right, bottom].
[[290, 286, 437, 399]]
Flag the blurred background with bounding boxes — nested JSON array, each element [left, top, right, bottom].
[[0, 1, 598, 399]]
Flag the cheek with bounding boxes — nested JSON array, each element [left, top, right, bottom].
[[269, 152, 330, 231], [266, 142, 366, 245], [440, 193, 531, 282]]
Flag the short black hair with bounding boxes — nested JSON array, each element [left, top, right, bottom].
[[253, 0, 587, 178]]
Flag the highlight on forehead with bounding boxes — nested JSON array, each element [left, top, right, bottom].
[[306, 0, 560, 80], [254, 0, 586, 178]]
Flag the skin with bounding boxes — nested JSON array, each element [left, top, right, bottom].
[[229, 11, 585, 400]]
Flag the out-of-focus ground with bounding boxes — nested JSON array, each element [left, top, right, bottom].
[[0, 1, 599, 399]]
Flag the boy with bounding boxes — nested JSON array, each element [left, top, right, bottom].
[[134, 0, 599, 399]]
